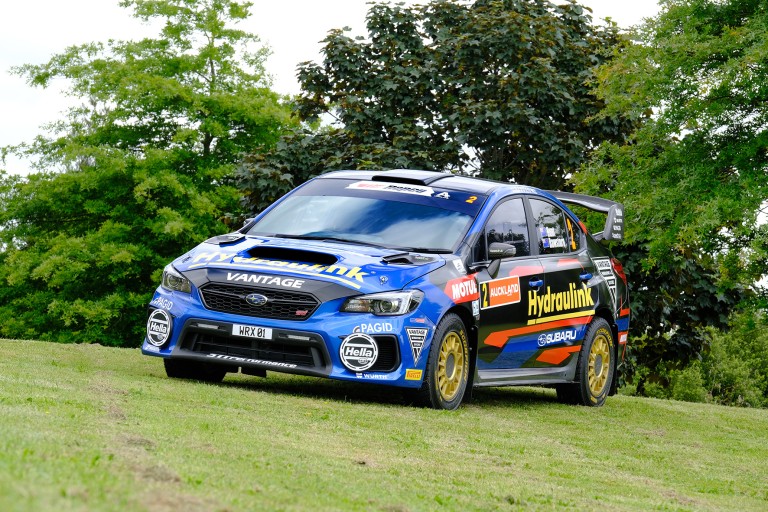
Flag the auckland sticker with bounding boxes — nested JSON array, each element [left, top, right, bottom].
[[480, 276, 521, 309]]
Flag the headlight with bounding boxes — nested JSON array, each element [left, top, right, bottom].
[[340, 290, 424, 316], [161, 264, 191, 293]]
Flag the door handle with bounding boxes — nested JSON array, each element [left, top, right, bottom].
[[579, 273, 593, 282], [528, 278, 544, 289]]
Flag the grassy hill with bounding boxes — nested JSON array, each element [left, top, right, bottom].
[[1, 339, 766, 511]]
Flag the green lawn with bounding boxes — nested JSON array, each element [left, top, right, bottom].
[[1, 339, 766, 511]]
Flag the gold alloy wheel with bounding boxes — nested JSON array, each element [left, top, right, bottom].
[[437, 331, 465, 401], [587, 331, 611, 396]]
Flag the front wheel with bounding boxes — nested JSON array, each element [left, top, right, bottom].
[[557, 318, 615, 406], [413, 313, 470, 410]]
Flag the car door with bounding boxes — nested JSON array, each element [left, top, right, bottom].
[[474, 197, 545, 373], [527, 198, 597, 366]]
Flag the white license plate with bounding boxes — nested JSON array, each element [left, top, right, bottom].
[[232, 324, 273, 339]]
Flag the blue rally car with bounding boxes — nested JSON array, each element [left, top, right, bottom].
[[143, 170, 629, 409]]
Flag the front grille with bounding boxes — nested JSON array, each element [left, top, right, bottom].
[[200, 283, 320, 321], [181, 331, 322, 368]]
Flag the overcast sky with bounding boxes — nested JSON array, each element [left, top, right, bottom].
[[0, 0, 661, 175]]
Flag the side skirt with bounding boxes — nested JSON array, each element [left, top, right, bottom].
[[474, 357, 579, 387]]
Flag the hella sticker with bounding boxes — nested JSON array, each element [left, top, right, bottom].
[[340, 333, 379, 372], [146, 309, 172, 347]]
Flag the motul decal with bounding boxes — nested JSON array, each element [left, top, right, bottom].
[[443, 274, 479, 304]]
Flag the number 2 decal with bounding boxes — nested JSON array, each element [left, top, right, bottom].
[[466, 196, 477, 204]]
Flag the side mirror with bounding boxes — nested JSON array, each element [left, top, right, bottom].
[[488, 242, 516, 260], [242, 217, 254, 228]]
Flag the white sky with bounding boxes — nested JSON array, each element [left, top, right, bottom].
[[0, 0, 661, 175]]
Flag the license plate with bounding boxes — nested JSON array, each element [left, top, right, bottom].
[[232, 324, 273, 339]]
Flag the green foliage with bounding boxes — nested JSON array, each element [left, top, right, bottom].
[[624, 309, 768, 408], [613, 242, 744, 383], [576, 0, 767, 377], [580, 0, 768, 267], [239, 0, 634, 196], [0, 0, 294, 346], [701, 310, 768, 407], [670, 362, 707, 403]]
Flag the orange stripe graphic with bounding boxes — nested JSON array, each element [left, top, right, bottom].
[[536, 345, 580, 365]]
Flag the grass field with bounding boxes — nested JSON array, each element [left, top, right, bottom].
[[1, 339, 766, 511]]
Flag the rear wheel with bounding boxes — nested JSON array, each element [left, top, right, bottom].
[[557, 318, 615, 406], [164, 359, 227, 383], [413, 314, 469, 410]]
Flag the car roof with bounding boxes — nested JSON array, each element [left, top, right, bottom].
[[319, 169, 537, 196]]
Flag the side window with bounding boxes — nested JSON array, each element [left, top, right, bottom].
[[529, 199, 579, 255], [485, 198, 530, 257], [565, 216, 582, 252]]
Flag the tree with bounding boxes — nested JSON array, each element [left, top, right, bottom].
[[575, 0, 767, 383], [238, 0, 634, 197], [0, 0, 294, 346]]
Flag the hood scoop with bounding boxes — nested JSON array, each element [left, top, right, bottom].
[[381, 253, 437, 265], [247, 246, 338, 265], [205, 233, 245, 246]]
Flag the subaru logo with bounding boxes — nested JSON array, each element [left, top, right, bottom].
[[244, 293, 268, 307]]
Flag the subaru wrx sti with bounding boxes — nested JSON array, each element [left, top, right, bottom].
[[143, 170, 629, 409]]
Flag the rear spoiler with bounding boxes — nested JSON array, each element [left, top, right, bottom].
[[547, 191, 625, 242]]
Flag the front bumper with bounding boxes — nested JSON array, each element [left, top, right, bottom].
[[142, 287, 436, 388]]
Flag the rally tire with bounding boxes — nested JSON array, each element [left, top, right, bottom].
[[164, 359, 227, 383], [569, 317, 615, 406], [412, 313, 469, 410]]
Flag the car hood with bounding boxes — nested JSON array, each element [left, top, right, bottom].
[[173, 235, 446, 294]]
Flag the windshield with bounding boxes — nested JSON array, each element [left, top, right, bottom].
[[246, 178, 484, 252]]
